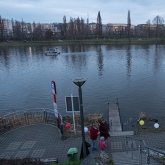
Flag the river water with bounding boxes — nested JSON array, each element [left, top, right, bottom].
[[0, 44, 165, 122]]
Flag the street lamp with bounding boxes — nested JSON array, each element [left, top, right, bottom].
[[72, 77, 86, 158]]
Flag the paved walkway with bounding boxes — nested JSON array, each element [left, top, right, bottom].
[[1, 124, 165, 164], [0, 124, 83, 163]]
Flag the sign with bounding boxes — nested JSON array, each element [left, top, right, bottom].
[[65, 96, 80, 112]]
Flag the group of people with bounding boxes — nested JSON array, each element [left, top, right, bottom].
[[90, 118, 110, 158]]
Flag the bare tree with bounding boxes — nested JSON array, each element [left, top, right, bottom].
[[127, 10, 131, 42], [68, 17, 75, 40], [96, 11, 102, 38], [152, 15, 164, 41], [76, 17, 81, 39], [0, 15, 4, 41], [58, 23, 63, 39], [146, 19, 151, 38], [33, 23, 42, 40], [13, 20, 21, 40], [21, 19, 25, 40], [80, 18, 85, 39], [44, 29, 53, 40], [63, 15, 67, 39]]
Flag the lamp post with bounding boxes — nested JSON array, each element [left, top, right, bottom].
[[72, 77, 86, 158]]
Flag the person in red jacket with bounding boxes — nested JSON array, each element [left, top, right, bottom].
[[90, 122, 100, 151]]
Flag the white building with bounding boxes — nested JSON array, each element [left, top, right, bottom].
[[2, 19, 13, 36]]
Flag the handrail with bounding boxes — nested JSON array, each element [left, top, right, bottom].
[[126, 136, 165, 164], [116, 98, 122, 131], [0, 109, 64, 139], [126, 137, 165, 154], [122, 114, 165, 132]]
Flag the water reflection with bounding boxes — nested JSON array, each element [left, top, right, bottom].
[[0, 44, 165, 120], [68, 45, 86, 52], [0, 47, 10, 70], [153, 45, 163, 71], [96, 45, 104, 77], [126, 45, 132, 77], [61, 45, 68, 53]]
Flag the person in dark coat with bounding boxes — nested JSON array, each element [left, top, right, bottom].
[[99, 118, 110, 140]]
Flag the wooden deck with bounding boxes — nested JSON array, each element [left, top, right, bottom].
[[109, 103, 122, 132], [109, 103, 134, 136]]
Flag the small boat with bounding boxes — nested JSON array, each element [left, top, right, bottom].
[[45, 48, 60, 56]]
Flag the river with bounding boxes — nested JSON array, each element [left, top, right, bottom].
[[0, 44, 165, 122]]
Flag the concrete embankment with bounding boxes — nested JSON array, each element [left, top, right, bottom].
[[0, 40, 164, 47]]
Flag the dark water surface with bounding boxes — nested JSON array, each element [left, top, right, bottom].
[[0, 44, 165, 121]]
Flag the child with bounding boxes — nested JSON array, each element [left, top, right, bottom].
[[99, 136, 108, 158]]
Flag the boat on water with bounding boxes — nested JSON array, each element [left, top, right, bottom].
[[45, 48, 60, 56]]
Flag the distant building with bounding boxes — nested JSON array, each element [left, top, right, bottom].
[[89, 22, 97, 34], [106, 23, 135, 32], [1, 19, 13, 37]]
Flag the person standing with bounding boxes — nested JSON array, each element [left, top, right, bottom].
[[99, 136, 108, 158], [90, 122, 100, 151], [99, 118, 110, 140]]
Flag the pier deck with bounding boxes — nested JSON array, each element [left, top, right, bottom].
[[109, 103, 122, 132], [109, 103, 134, 136]]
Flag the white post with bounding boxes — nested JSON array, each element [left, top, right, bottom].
[[71, 94, 76, 134]]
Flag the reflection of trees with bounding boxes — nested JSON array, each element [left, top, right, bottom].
[[105, 44, 125, 51], [0, 47, 10, 69], [68, 45, 86, 53], [153, 45, 162, 71], [64, 52, 87, 75], [126, 45, 131, 77], [96, 45, 103, 76], [61, 45, 68, 53]]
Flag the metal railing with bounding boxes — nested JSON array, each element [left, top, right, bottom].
[[125, 136, 165, 164], [122, 115, 165, 133], [0, 108, 64, 138]]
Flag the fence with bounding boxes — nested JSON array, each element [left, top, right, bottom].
[[126, 136, 165, 164], [122, 114, 165, 134], [0, 108, 64, 137]]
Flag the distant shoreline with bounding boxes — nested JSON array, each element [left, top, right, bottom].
[[0, 39, 164, 47]]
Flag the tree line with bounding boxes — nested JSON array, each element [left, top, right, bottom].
[[0, 11, 164, 42]]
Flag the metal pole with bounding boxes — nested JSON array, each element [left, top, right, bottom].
[[146, 148, 150, 165], [71, 94, 76, 134], [131, 140, 133, 159], [78, 86, 86, 158], [138, 144, 142, 165]]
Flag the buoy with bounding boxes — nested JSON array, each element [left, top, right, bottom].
[[84, 127, 88, 133], [139, 120, 145, 126], [154, 123, 159, 128], [65, 123, 71, 129]]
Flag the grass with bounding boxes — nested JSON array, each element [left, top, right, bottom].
[[106, 155, 114, 165], [134, 128, 165, 135], [0, 38, 164, 47], [50, 160, 83, 165]]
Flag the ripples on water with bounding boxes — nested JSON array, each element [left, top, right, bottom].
[[0, 44, 165, 122]]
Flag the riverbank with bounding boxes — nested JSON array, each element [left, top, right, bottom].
[[0, 39, 164, 47]]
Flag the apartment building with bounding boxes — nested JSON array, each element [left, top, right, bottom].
[[106, 23, 135, 32], [0, 19, 13, 37]]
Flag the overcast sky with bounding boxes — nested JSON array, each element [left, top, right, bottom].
[[0, 0, 165, 25]]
